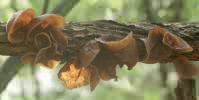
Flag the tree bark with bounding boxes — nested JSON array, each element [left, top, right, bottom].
[[0, 57, 22, 93]]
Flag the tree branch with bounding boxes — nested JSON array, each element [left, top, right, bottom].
[[51, 0, 80, 16], [0, 57, 23, 93], [172, 0, 185, 22], [41, 0, 50, 14], [0, 20, 199, 61]]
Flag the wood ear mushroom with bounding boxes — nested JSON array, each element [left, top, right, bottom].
[[6, 8, 68, 69]]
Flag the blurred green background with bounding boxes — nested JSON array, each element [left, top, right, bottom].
[[0, 0, 199, 100]]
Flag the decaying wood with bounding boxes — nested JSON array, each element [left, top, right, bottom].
[[0, 20, 199, 61]]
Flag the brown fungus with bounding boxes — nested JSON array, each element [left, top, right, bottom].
[[144, 26, 173, 63], [163, 32, 193, 52], [173, 56, 199, 79], [96, 32, 139, 70], [59, 32, 140, 91], [79, 40, 100, 67], [6, 8, 68, 68], [7, 8, 35, 44]]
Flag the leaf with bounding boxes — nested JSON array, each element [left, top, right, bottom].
[[144, 26, 173, 63], [96, 32, 138, 69], [173, 56, 199, 79], [79, 40, 100, 67]]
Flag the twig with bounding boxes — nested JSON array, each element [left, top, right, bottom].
[[10, 0, 18, 12], [41, 0, 50, 14], [0, 57, 23, 94], [51, 0, 80, 16], [172, 0, 185, 22]]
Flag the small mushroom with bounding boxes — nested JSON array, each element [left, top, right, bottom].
[[7, 8, 35, 44], [144, 26, 173, 63], [96, 32, 138, 69]]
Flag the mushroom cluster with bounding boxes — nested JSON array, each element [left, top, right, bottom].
[[59, 26, 198, 91], [6, 8, 68, 68]]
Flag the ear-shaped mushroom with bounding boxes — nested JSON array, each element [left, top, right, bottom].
[[89, 65, 100, 91], [144, 26, 193, 63], [163, 32, 193, 52], [7, 8, 67, 69], [79, 41, 100, 67], [34, 32, 61, 68], [96, 32, 138, 69], [34, 32, 51, 49], [37, 14, 65, 29], [33, 32, 52, 63], [26, 14, 67, 49], [48, 28, 68, 50], [173, 56, 199, 79], [92, 49, 118, 80], [7, 8, 35, 43], [144, 26, 173, 63]]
